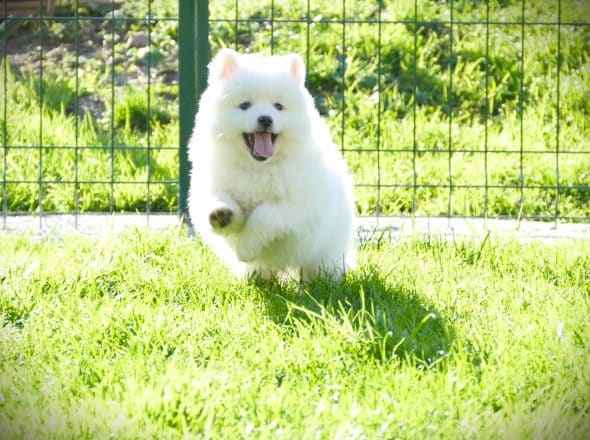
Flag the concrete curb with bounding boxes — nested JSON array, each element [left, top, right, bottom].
[[357, 216, 590, 244], [2, 214, 590, 243]]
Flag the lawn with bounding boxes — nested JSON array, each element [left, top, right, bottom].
[[0, 228, 589, 438], [1, 0, 589, 219]]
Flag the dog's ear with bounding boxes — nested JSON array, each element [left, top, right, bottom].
[[287, 54, 305, 86], [209, 48, 239, 82]]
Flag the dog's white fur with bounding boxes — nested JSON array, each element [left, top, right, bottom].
[[188, 48, 355, 282]]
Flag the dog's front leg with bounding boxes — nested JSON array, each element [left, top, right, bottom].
[[204, 193, 246, 236], [236, 202, 298, 262]]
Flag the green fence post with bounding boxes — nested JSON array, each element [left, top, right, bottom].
[[178, 0, 210, 224]]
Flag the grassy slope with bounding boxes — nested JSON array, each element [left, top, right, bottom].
[[1, 0, 589, 218], [0, 229, 589, 438]]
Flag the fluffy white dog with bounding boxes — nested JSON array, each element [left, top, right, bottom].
[[188, 48, 355, 282]]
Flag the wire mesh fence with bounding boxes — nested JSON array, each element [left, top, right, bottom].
[[1, 0, 589, 229], [1, 0, 180, 227]]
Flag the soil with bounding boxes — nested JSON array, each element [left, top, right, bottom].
[[2, 13, 178, 121]]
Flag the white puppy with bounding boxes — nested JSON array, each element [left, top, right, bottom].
[[188, 48, 355, 282]]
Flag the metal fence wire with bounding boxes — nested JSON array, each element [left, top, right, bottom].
[[1, 0, 589, 228]]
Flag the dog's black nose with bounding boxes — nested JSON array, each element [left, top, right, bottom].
[[257, 115, 273, 129]]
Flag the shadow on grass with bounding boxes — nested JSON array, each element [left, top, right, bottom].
[[252, 266, 456, 368]]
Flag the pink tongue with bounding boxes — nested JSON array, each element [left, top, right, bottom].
[[253, 132, 275, 158]]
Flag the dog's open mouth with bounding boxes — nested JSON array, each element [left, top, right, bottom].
[[243, 132, 278, 162]]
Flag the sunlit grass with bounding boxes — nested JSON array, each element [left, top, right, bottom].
[[0, 228, 588, 437]]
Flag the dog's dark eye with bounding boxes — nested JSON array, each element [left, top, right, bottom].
[[239, 102, 251, 110], [274, 102, 284, 111]]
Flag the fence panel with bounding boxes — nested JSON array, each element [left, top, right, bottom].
[[1, 0, 589, 227], [205, 0, 589, 222], [1, 0, 180, 227]]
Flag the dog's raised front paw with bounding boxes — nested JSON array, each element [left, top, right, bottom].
[[209, 207, 233, 229]]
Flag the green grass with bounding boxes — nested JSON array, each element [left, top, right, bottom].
[[1, 229, 589, 438], [1, 0, 589, 218]]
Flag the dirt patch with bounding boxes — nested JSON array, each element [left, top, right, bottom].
[[2, 11, 178, 121]]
